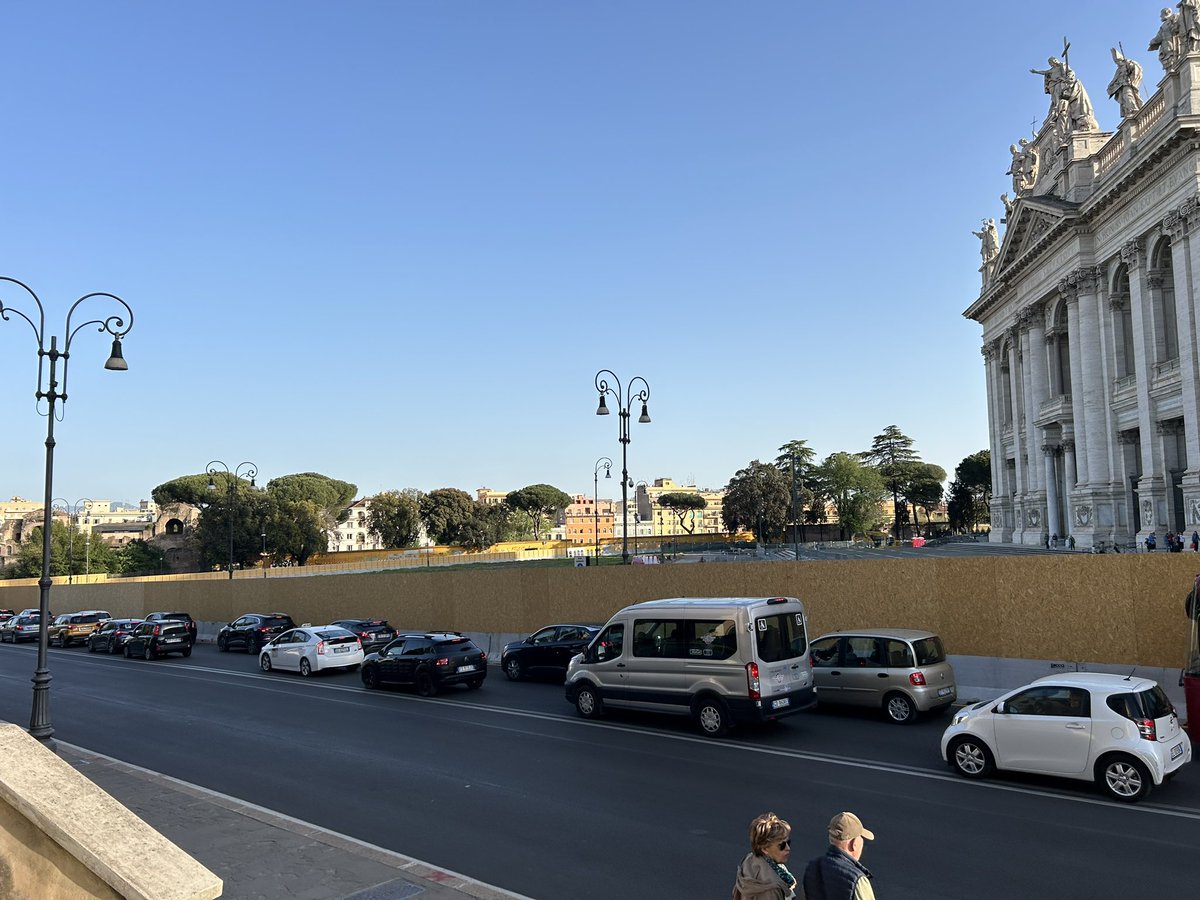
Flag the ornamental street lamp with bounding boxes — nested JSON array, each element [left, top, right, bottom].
[[594, 369, 651, 564], [634, 480, 648, 560], [593, 457, 612, 561], [0, 276, 133, 743], [206, 460, 258, 578]]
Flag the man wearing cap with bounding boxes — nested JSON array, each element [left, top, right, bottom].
[[801, 812, 877, 900]]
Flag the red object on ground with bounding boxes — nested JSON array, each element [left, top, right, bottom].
[[1184, 673, 1200, 738], [911, 537, 926, 548]]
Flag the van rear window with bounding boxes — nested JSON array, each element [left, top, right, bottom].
[[755, 612, 807, 662]]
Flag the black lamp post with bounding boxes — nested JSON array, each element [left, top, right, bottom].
[[1, 276, 133, 743], [593, 457, 612, 561], [206, 460, 258, 578], [594, 369, 651, 564]]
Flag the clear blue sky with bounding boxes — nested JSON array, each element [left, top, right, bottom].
[[0, 1, 1158, 505]]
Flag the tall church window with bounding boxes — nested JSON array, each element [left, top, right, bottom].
[[1053, 303, 1072, 396], [1150, 238, 1178, 362], [1112, 265, 1135, 378]]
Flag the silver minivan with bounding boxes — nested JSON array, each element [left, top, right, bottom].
[[564, 596, 815, 737], [809, 628, 956, 723]]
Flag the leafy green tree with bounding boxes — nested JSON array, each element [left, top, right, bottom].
[[816, 452, 886, 539], [8, 522, 114, 578], [112, 539, 165, 576], [657, 492, 707, 534], [151, 474, 214, 508], [265, 497, 327, 565], [458, 501, 519, 550], [902, 462, 948, 535], [420, 488, 478, 545], [367, 489, 424, 549], [861, 426, 920, 539], [266, 473, 356, 526], [505, 484, 572, 540], [193, 489, 273, 571], [948, 450, 992, 532], [721, 461, 791, 542], [775, 439, 817, 540]]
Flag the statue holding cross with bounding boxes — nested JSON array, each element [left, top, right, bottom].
[[1031, 39, 1098, 137]]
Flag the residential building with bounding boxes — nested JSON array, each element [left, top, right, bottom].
[[563, 493, 615, 548]]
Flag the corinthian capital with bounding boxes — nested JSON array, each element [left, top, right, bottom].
[[1119, 238, 1144, 268], [1057, 276, 1078, 302]]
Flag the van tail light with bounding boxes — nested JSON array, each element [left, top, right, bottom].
[[435, 657, 450, 667], [1135, 717, 1157, 741], [316, 640, 326, 655], [746, 661, 761, 700], [909, 672, 926, 686]]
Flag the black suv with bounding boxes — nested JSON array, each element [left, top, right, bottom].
[[124, 620, 193, 660], [329, 619, 397, 654], [360, 632, 487, 696], [217, 613, 296, 654], [501, 623, 599, 682], [87, 618, 144, 654], [145, 611, 197, 646]]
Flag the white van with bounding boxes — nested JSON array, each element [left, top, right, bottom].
[[563, 596, 815, 736]]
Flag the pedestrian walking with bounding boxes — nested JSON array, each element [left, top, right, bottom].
[[1192, 531, 1198, 552], [1146, 532, 1157, 551], [802, 811, 877, 900], [1051, 533, 1058, 549], [732, 812, 797, 900]]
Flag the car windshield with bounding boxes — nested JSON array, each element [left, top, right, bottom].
[[913, 636, 946, 666]]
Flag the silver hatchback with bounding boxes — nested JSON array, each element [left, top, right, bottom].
[[809, 628, 956, 723]]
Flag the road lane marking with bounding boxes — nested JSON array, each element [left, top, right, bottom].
[[24, 649, 1200, 820]]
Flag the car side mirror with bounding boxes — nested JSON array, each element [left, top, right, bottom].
[[993, 701, 1005, 714]]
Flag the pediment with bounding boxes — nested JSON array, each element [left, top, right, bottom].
[[995, 196, 1080, 276]]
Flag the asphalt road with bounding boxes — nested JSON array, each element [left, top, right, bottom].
[[1, 641, 1197, 899]]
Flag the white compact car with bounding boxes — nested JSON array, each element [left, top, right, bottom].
[[259, 626, 364, 677], [941, 672, 1191, 802]]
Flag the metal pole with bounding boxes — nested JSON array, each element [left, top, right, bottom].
[[228, 475, 235, 579], [791, 454, 799, 559], [32, 345, 59, 740], [262, 532, 268, 578]]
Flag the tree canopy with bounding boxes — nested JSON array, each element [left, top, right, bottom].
[[814, 452, 886, 539], [367, 489, 424, 549], [420, 488, 478, 545], [657, 492, 707, 534], [948, 450, 992, 533], [505, 484, 571, 540], [721, 461, 791, 542], [861, 426, 922, 538]]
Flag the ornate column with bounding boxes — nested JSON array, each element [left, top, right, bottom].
[[1117, 430, 1141, 542], [1007, 329, 1026, 541], [983, 340, 1010, 541], [1060, 274, 1089, 490], [1021, 304, 1047, 542], [1125, 238, 1166, 544], [1062, 437, 1077, 535], [1165, 200, 1200, 529], [1044, 443, 1062, 540]]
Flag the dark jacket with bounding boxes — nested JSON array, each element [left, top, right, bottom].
[[802, 846, 873, 900]]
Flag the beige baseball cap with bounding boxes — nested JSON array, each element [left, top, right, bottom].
[[828, 812, 875, 842]]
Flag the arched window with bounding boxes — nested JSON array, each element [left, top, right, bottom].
[[1151, 238, 1178, 362], [1111, 265, 1136, 378]]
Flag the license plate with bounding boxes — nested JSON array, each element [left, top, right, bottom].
[[334, 645, 349, 653], [1172, 742, 1184, 760], [771, 697, 790, 710], [458, 664, 477, 673], [938, 687, 953, 697], [164, 638, 181, 643]]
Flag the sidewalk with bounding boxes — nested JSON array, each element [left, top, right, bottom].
[[55, 741, 533, 900]]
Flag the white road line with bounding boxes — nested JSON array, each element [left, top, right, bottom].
[[28, 649, 1200, 821]]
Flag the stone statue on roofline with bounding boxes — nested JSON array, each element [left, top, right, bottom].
[[972, 218, 1001, 286], [1031, 56, 1098, 137], [1180, 0, 1200, 53], [1108, 46, 1144, 117], [1007, 138, 1040, 195], [1001, 192, 1014, 223], [1150, 7, 1183, 71]]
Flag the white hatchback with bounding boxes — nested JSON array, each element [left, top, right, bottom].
[[259, 626, 364, 677], [941, 672, 1192, 802]]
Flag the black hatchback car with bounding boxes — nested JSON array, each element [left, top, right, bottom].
[[329, 619, 397, 654], [217, 613, 296, 654], [87, 618, 144, 654], [360, 632, 487, 696], [145, 611, 197, 646], [501, 624, 599, 681], [124, 620, 193, 660]]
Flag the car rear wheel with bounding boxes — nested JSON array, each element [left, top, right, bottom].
[[950, 737, 994, 779], [247, 636, 261, 655], [467, 677, 484, 689], [362, 666, 380, 690], [414, 671, 437, 697], [884, 692, 917, 724], [1098, 755, 1153, 803], [109, 640, 119, 655], [574, 683, 603, 719], [504, 657, 523, 681], [143, 645, 154, 661], [56, 634, 67, 648], [693, 696, 730, 737], [182, 647, 191, 658], [299, 658, 312, 677]]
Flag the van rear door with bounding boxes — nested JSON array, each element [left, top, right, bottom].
[[752, 604, 811, 712]]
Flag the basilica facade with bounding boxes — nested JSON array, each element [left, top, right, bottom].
[[965, 4, 1200, 549]]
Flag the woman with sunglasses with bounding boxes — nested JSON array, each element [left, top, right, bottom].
[[732, 811, 798, 899]]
